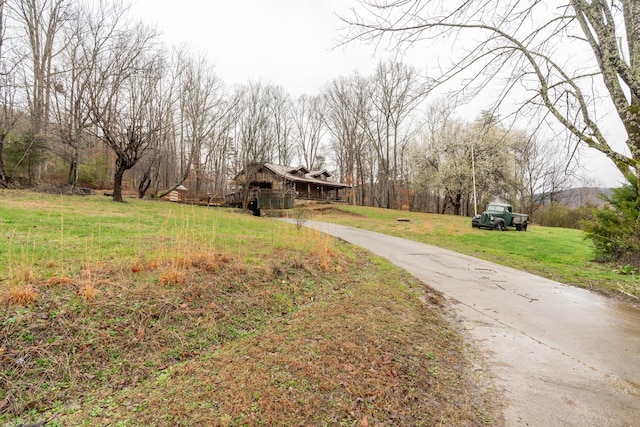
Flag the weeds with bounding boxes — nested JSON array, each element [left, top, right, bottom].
[[0, 191, 503, 426], [614, 264, 637, 276], [292, 207, 312, 230], [157, 268, 187, 286], [2, 285, 38, 305], [79, 283, 100, 302]]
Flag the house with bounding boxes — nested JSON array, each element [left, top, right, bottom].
[[225, 163, 351, 209]]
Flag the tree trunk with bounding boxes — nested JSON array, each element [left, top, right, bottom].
[[138, 170, 152, 199], [452, 193, 462, 216], [0, 139, 6, 182], [67, 145, 79, 186], [113, 158, 126, 202]]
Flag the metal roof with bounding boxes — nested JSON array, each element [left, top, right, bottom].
[[263, 163, 351, 188]]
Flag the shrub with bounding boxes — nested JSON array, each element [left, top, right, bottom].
[[582, 182, 640, 266], [536, 202, 593, 229]]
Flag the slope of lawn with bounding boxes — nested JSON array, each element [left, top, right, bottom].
[[0, 190, 502, 426], [308, 205, 640, 299]]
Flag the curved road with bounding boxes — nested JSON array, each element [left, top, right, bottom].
[[287, 220, 640, 426]]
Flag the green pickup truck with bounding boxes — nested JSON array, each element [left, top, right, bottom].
[[472, 203, 529, 231]]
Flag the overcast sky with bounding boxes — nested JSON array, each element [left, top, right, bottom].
[[130, 0, 624, 187], [130, 0, 402, 97]]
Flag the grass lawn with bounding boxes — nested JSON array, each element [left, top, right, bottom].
[[307, 205, 640, 299], [0, 190, 502, 426]]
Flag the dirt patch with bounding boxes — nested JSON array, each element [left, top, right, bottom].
[[316, 206, 364, 216]]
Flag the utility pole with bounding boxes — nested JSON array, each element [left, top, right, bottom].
[[471, 139, 478, 216]]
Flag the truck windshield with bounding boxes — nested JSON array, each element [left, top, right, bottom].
[[487, 204, 505, 212]]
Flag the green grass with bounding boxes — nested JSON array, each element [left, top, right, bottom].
[[0, 190, 502, 426], [0, 191, 265, 281], [311, 205, 639, 298]]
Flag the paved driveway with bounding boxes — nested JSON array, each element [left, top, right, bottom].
[[286, 220, 640, 426]]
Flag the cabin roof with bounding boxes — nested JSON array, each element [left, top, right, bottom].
[[263, 163, 351, 188]]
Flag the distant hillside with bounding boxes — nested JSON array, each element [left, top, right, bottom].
[[535, 187, 613, 208]]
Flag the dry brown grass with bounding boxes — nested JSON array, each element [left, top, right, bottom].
[[50, 249, 502, 427], [79, 283, 100, 302], [157, 268, 187, 286], [2, 285, 38, 305], [1, 251, 238, 422], [189, 252, 229, 272], [131, 262, 144, 273]]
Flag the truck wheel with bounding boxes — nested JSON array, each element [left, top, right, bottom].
[[494, 221, 505, 231], [523, 222, 528, 231], [516, 224, 522, 231]]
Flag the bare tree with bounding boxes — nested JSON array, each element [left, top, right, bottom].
[[87, 21, 162, 202], [0, 74, 19, 186], [0, 0, 6, 183], [0, 0, 18, 185], [50, 1, 129, 186], [342, 1, 640, 188], [514, 132, 576, 221], [269, 85, 294, 166], [13, 0, 68, 134], [323, 74, 370, 204], [233, 82, 278, 209], [138, 46, 187, 198], [198, 89, 242, 199], [135, 66, 176, 199], [175, 52, 223, 195], [292, 94, 326, 170], [363, 60, 424, 208]]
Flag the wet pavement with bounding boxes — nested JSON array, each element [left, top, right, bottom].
[[285, 220, 640, 426]]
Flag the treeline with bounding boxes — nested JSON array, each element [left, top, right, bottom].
[[0, 0, 573, 213]]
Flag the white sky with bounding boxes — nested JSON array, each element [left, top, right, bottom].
[[130, 0, 625, 188], [131, 0, 396, 97]]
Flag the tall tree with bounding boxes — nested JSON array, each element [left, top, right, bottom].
[[175, 52, 223, 195], [513, 132, 576, 220], [51, 1, 128, 186], [323, 74, 369, 204], [13, 0, 68, 134], [87, 21, 162, 202], [0, 73, 17, 186], [363, 60, 424, 208], [410, 102, 467, 214], [0, 0, 18, 185], [292, 94, 326, 170], [343, 1, 640, 188], [0, 0, 7, 183], [233, 82, 278, 209], [199, 89, 242, 198], [269, 86, 294, 166], [142, 46, 186, 198]]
